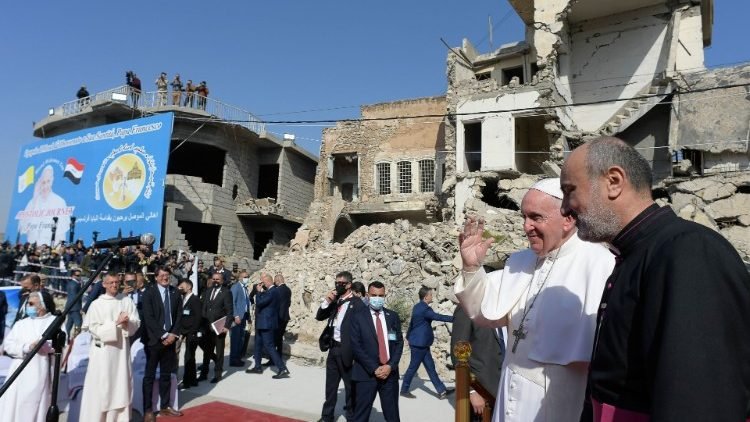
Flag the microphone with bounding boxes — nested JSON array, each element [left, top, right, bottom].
[[93, 233, 156, 249]]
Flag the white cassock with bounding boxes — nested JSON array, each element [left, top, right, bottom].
[[80, 294, 140, 422], [19, 192, 69, 246], [455, 233, 615, 422], [0, 313, 55, 422]]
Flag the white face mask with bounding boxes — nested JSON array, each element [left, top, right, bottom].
[[242, 277, 249, 284]]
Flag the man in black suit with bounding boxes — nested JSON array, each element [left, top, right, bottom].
[[0, 289, 7, 344], [450, 305, 504, 419], [199, 272, 233, 383], [141, 266, 183, 421], [177, 279, 202, 390], [246, 273, 289, 378], [273, 273, 291, 356], [123, 272, 146, 345], [347, 281, 403, 422]]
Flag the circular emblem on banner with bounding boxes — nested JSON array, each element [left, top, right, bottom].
[[102, 153, 146, 210]]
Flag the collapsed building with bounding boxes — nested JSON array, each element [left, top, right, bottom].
[[34, 86, 317, 270], [262, 0, 749, 376], [442, 0, 749, 259], [301, 96, 447, 244]]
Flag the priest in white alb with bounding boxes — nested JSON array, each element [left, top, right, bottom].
[[0, 292, 56, 422], [80, 273, 140, 422], [454, 178, 615, 422]]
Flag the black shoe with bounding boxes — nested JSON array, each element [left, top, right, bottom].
[[246, 367, 263, 374], [438, 388, 455, 399], [177, 382, 191, 390], [272, 369, 290, 379], [400, 391, 416, 399], [196, 374, 208, 382], [210, 376, 222, 383]]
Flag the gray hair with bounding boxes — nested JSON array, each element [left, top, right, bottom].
[[586, 137, 652, 193]]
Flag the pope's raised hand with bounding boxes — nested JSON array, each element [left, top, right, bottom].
[[459, 215, 493, 272]]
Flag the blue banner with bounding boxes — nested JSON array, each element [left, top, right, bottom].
[[5, 114, 173, 247]]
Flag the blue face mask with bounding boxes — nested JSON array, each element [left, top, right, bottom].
[[369, 296, 385, 311], [25, 307, 39, 318]]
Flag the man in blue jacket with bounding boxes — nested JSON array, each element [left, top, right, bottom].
[[400, 286, 454, 399], [229, 271, 250, 366], [246, 272, 290, 378]]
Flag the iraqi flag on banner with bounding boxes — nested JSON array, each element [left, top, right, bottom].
[[64, 157, 85, 184]]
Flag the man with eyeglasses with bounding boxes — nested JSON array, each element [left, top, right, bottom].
[[199, 272, 233, 383], [454, 178, 615, 422]]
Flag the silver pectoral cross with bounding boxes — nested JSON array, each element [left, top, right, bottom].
[[511, 326, 526, 353]]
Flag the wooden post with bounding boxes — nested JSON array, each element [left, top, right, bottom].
[[454, 340, 472, 422]]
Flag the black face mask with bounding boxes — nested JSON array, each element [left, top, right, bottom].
[[335, 284, 347, 296]]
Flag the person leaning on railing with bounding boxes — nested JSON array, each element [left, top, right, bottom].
[[196, 81, 209, 110]]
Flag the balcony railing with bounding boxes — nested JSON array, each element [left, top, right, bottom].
[[46, 85, 265, 134]]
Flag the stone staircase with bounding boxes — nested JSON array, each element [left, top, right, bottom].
[[258, 243, 288, 265], [598, 78, 672, 136]]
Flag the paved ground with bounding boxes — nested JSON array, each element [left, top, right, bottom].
[[58, 340, 457, 422], [177, 347, 457, 422]]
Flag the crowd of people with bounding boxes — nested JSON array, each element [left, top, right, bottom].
[[1, 136, 750, 422], [76, 71, 210, 111]]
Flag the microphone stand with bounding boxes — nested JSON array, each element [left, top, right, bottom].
[[0, 250, 115, 421], [46, 329, 66, 422]]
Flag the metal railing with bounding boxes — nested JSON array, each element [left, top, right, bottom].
[[47, 85, 265, 134]]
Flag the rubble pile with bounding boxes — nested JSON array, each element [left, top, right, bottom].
[[659, 173, 750, 261], [256, 218, 525, 377]]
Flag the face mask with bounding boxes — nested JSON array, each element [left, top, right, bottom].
[[335, 284, 347, 296], [242, 277, 249, 284], [369, 297, 385, 311], [25, 307, 39, 318]]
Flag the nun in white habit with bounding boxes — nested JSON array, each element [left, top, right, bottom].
[[0, 291, 56, 422], [455, 178, 616, 422]]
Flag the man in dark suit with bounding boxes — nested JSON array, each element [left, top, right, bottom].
[[401, 286, 454, 399], [141, 266, 183, 421], [450, 305, 504, 420], [207, 256, 231, 287], [246, 273, 290, 378], [14, 274, 41, 323], [177, 279, 202, 389], [315, 272, 358, 422], [347, 281, 403, 422], [0, 289, 7, 344], [123, 272, 146, 345], [274, 273, 291, 356], [199, 272, 233, 383]]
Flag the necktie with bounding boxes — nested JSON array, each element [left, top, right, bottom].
[[211, 287, 218, 301], [164, 288, 172, 332], [375, 311, 388, 365]]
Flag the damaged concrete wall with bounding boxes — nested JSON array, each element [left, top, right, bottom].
[[565, 8, 671, 132], [279, 149, 316, 221], [305, 97, 446, 246], [673, 63, 750, 175]]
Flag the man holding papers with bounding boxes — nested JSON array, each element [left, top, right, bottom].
[[199, 272, 233, 384]]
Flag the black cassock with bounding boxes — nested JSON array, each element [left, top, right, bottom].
[[589, 204, 750, 421]]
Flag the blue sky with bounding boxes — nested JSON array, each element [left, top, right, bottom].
[[1, 0, 748, 233]]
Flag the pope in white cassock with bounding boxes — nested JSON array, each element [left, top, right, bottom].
[[80, 273, 140, 422], [454, 178, 615, 422], [0, 292, 56, 422]]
